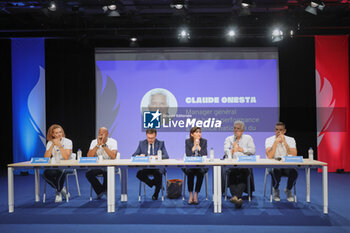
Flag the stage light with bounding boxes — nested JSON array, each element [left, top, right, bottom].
[[228, 30, 236, 37], [290, 30, 294, 38], [226, 28, 237, 42], [271, 28, 283, 42], [241, 0, 252, 8], [239, 0, 253, 16], [170, 0, 187, 9], [129, 37, 139, 47], [48, 1, 56, 11], [108, 4, 117, 11], [174, 4, 184, 9], [305, 1, 325, 15], [102, 2, 120, 17], [178, 28, 190, 41]]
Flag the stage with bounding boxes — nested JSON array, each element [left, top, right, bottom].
[[1, 168, 349, 233]]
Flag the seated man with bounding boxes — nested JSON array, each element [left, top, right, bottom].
[[86, 127, 118, 199], [133, 128, 169, 200], [265, 122, 298, 202], [223, 120, 255, 208]]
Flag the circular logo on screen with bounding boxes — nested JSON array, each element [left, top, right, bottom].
[[140, 88, 178, 118]]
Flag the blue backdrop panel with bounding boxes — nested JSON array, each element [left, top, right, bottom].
[[12, 38, 46, 164]]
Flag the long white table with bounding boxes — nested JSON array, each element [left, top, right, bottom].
[[7, 158, 328, 214]]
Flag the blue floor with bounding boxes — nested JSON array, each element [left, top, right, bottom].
[[1, 167, 350, 233]]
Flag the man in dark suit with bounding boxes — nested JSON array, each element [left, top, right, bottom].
[[132, 128, 169, 200]]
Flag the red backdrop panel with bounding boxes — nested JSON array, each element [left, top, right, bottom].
[[316, 35, 349, 172]]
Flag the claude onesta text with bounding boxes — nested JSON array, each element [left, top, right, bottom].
[[185, 96, 257, 104]]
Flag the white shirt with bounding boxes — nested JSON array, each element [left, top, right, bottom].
[[265, 135, 296, 158], [224, 134, 256, 158], [89, 138, 118, 159], [46, 137, 73, 160]]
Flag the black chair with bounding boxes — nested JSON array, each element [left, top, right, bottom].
[[138, 169, 168, 202], [223, 167, 253, 202], [182, 171, 208, 201]]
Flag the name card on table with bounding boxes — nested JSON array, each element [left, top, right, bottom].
[[31, 157, 50, 164], [184, 157, 203, 163], [79, 157, 98, 164], [132, 156, 150, 163], [283, 156, 304, 163], [237, 155, 258, 162]]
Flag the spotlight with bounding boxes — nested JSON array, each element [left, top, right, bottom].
[[129, 37, 139, 47], [170, 0, 187, 9], [239, 0, 253, 16], [305, 1, 325, 15], [241, 0, 252, 8], [228, 30, 236, 37], [102, 3, 120, 17], [48, 1, 56, 11], [290, 29, 294, 38], [271, 28, 283, 42], [178, 28, 190, 42], [108, 4, 117, 11], [226, 28, 237, 42]]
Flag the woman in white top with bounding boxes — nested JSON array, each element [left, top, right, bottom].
[[43, 124, 72, 202]]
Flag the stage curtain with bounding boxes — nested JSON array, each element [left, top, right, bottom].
[[315, 35, 349, 172]]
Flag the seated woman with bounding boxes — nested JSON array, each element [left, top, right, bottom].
[[43, 124, 72, 202], [183, 127, 207, 205]]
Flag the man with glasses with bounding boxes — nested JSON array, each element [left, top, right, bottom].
[[223, 120, 256, 208], [265, 122, 298, 202]]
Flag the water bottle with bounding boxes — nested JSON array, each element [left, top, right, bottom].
[[228, 148, 233, 160], [308, 147, 314, 161], [210, 148, 214, 161], [184, 153, 187, 161], [157, 149, 162, 161], [55, 148, 61, 164], [77, 149, 82, 160], [116, 152, 121, 160]]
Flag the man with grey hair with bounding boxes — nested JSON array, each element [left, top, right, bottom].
[[223, 120, 255, 208], [148, 92, 169, 114]]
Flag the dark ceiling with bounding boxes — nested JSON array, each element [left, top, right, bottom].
[[0, 0, 349, 42]]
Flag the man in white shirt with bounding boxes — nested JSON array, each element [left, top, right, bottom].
[[265, 122, 298, 202], [85, 127, 118, 199], [223, 120, 255, 208]]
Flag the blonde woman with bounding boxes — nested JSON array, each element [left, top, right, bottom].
[[43, 124, 73, 202]]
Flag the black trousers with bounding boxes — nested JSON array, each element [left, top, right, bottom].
[[183, 168, 204, 193], [86, 169, 107, 195], [136, 169, 162, 193], [271, 168, 298, 190], [228, 168, 250, 198], [43, 169, 67, 192]]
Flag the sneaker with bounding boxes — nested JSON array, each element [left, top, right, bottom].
[[284, 188, 295, 202], [55, 192, 62, 203], [272, 188, 280, 202], [61, 187, 70, 200]]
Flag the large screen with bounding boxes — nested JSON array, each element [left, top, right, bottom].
[[95, 48, 279, 159]]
